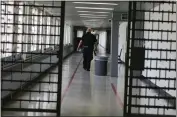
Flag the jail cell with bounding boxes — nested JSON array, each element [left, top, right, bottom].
[[124, 1, 176, 117], [1, 1, 65, 116]]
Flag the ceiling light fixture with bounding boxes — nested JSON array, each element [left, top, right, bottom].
[[82, 19, 101, 21], [79, 14, 108, 17], [80, 16, 107, 18], [83, 20, 102, 23], [77, 11, 110, 14], [84, 22, 102, 24], [83, 21, 102, 23], [73, 2, 118, 5], [75, 7, 114, 10]]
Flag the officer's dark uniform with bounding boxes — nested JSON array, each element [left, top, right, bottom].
[[81, 32, 97, 71]]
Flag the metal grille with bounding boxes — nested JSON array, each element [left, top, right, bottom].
[[124, 1, 176, 117], [1, 1, 65, 116]]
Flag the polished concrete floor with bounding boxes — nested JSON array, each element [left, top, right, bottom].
[[2, 52, 124, 116]]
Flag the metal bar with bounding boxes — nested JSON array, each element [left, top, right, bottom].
[[2, 108, 57, 113], [2, 89, 58, 93], [1, 3, 61, 8], [128, 48, 176, 52], [132, 38, 176, 43], [123, 2, 132, 117], [128, 95, 175, 100], [0, 51, 58, 55], [1, 42, 58, 46], [135, 9, 176, 14], [2, 79, 58, 84], [129, 67, 176, 71], [2, 99, 57, 102], [2, 70, 58, 74], [130, 105, 175, 109], [1, 22, 61, 27], [130, 76, 176, 80], [127, 114, 175, 117], [128, 86, 175, 90], [128, 1, 137, 114], [1, 13, 61, 17], [134, 19, 176, 23], [1, 32, 60, 36], [1, 61, 57, 65], [131, 28, 176, 33], [56, 1, 65, 117], [127, 57, 176, 61], [138, 1, 176, 3]]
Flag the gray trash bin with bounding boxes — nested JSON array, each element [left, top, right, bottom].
[[95, 56, 109, 76]]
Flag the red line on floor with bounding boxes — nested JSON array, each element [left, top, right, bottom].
[[111, 83, 124, 108], [61, 57, 83, 103]]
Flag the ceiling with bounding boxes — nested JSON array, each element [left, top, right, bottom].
[[65, 1, 129, 28], [36, 1, 157, 29]]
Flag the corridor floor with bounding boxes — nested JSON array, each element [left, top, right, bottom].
[[2, 53, 124, 116]]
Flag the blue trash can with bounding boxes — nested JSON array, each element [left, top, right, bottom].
[[95, 56, 109, 76]]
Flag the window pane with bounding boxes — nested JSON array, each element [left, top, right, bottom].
[[1, 1, 14, 58], [46, 17, 50, 48], [38, 12, 43, 50], [17, 3, 24, 52], [31, 8, 38, 51], [55, 20, 59, 45]]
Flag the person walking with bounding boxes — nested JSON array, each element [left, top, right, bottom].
[[77, 28, 97, 71]]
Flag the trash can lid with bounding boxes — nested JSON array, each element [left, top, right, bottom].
[[95, 55, 109, 61]]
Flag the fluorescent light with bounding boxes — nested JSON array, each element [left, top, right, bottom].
[[84, 21, 101, 23], [73, 2, 118, 5], [80, 16, 107, 18], [75, 7, 114, 10], [79, 14, 108, 17], [84, 21, 102, 23], [83, 22, 103, 24], [83, 19, 101, 21], [78, 11, 110, 14]]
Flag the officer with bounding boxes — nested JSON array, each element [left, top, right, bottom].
[[77, 28, 97, 71]]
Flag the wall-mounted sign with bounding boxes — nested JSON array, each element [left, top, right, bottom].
[[121, 13, 128, 20]]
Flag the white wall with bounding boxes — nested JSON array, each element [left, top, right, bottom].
[[98, 31, 107, 49], [118, 22, 128, 62]]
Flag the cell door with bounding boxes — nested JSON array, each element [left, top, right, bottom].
[[1, 1, 65, 116], [124, 1, 176, 117]]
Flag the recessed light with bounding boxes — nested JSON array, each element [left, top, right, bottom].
[[73, 2, 118, 5], [80, 16, 107, 18], [77, 11, 110, 14], [75, 7, 114, 10], [79, 14, 108, 17]]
